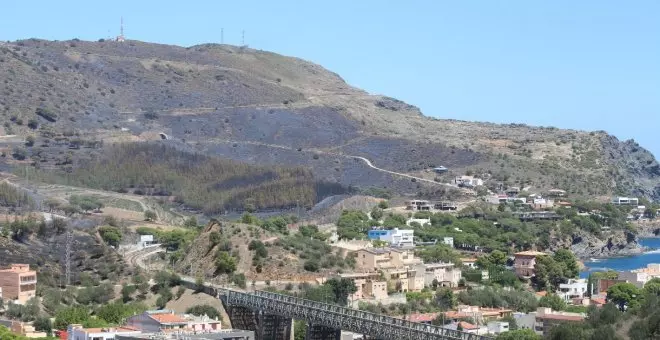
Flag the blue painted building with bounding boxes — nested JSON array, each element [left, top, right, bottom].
[[368, 229, 392, 240]]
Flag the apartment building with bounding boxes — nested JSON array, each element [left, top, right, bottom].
[[533, 308, 585, 336], [354, 247, 421, 272], [415, 262, 462, 287], [0, 264, 37, 304], [382, 268, 425, 292]]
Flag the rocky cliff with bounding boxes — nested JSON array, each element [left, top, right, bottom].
[[552, 229, 644, 259]]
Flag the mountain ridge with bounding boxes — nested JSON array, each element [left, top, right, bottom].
[[0, 38, 658, 204]]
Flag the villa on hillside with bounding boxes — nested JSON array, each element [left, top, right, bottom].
[[513, 251, 547, 278]]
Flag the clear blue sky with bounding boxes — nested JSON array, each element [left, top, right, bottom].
[[2, 1, 659, 156]]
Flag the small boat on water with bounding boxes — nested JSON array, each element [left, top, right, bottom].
[[589, 258, 600, 262]]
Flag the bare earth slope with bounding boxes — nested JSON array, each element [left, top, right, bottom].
[[0, 38, 658, 200]]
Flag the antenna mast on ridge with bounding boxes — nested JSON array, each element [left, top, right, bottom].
[[116, 17, 126, 42]]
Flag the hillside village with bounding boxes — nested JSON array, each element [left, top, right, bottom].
[[2, 167, 659, 339], [0, 22, 657, 339]]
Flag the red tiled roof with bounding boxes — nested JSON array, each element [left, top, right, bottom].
[[536, 291, 548, 297], [81, 327, 139, 334], [402, 313, 440, 323], [459, 321, 480, 330], [591, 297, 607, 305], [537, 314, 585, 322], [149, 313, 187, 324]]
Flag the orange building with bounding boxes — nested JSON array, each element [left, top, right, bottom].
[[0, 264, 37, 303]]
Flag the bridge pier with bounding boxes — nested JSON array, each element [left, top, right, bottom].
[[258, 313, 292, 340], [226, 306, 259, 333], [225, 305, 292, 340], [305, 324, 341, 340]]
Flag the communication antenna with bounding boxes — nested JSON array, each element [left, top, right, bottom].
[[116, 17, 126, 42], [221, 28, 224, 44], [65, 229, 73, 286], [242, 30, 245, 46]]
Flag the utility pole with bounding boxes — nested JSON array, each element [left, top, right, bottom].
[[221, 28, 224, 44], [242, 30, 245, 46], [65, 229, 73, 286]]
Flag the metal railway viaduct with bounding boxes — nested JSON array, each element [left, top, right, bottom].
[[191, 283, 492, 340]]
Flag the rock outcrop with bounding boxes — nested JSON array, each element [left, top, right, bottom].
[[552, 229, 644, 259]]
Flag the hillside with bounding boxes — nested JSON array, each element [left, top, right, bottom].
[[175, 219, 353, 282], [0, 38, 658, 204]]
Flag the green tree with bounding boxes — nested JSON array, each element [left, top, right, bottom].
[[99, 226, 122, 247], [294, 320, 307, 340], [587, 303, 622, 328], [54, 306, 90, 330], [608, 283, 642, 311], [539, 294, 567, 311], [554, 249, 580, 278], [214, 251, 237, 274], [436, 288, 457, 310], [644, 278, 660, 296], [96, 302, 147, 325], [325, 278, 358, 306], [546, 323, 591, 340], [121, 284, 137, 302], [495, 329, 541, 340], [33, 316, 52, 336], [144, 210, 157, 221], [183, 216, 198, 229], [477, 250, 507, 269], [370, 206, 384, 220], [378, 201, 389, 209], [186, 305, 221, 320], [417, 245, 461, 265]]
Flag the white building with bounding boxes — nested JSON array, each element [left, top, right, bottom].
[[406, 218, 431, 227], [513, 312, 537, 332], [455, 176, 484, 188], [487, 321, 510, 335], [381, 228, 415, 248], [557, 279, 588, 302], [487, 195, 527, 205], [67, 325, 142, 340], [416, 262, 462, 287], [612, 197, 640, 205], [137, 234, 154, 248], [442, 237, 454, 248], [618, 263, 660, 288]]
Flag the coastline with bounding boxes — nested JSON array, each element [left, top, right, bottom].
[[580, 238, 660, 276]]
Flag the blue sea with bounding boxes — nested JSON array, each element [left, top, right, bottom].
[[579, 238, 660, 278]]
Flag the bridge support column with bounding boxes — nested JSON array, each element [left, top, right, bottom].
[[257, 313, 292, 340], [305, 324, 341, 340], [226, 306, 259, 333]]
